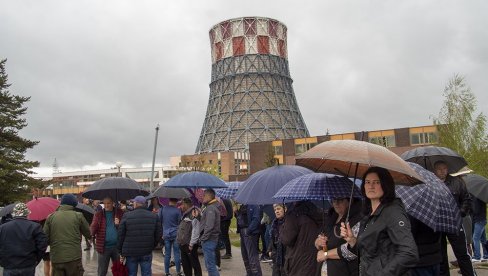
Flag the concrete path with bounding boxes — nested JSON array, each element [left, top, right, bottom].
[[2, 245, 482, 275]]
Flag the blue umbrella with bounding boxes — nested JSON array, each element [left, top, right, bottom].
[[216, 182, 242, 199], [234, 165, 313, 204], [273, 173, 362, 201], [164, 171, 227, 189], [395, 162, 462, 233]]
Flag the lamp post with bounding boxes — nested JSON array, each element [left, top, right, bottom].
[[149, 124, 160, 193], [116, 162, 123, 177]]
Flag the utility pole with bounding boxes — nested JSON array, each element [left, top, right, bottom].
[[149, 124, 160, 193]]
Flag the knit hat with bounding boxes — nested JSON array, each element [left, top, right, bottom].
[[60, 194, 78, 207], [12, 203, 30, 217]]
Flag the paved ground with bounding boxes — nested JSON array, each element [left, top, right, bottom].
[[0, 245, 485, 275]]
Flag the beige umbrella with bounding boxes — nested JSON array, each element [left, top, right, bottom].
[[296, 140, 424, 185]]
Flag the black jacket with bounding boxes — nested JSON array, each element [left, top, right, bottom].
[[471, 195, 486, 223], [354, 199, 418, 276], [221, 199, 233, 221], [410, 216, 441, 267], [117, 207, 162, 257], [0, 218, 48, 269], [325, 200, 363, 276], [281, 201, 322, 276], [445, 175, 471, 217]]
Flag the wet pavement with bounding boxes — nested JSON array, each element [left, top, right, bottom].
[[0, 245, 483, 275], [33, 246, 273, 276]]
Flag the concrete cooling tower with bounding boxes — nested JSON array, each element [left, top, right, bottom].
[[196, 17, 309, 154]]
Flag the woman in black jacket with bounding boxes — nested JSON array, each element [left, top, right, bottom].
[[316, 197, 363, 276], [340, 167, 418, 276]]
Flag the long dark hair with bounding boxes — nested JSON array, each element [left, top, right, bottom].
[[361, 167, 396, 214]]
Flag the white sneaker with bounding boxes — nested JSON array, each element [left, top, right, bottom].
[[472, 258, 481, 263]]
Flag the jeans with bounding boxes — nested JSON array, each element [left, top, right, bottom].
[[411, 264, 440, 276], [473, 219, 488, 260], [240, 229, 263, 276], [3, 266, 36, 276], [202, 240, 220, 276], [97, 246, 119, 276], [164, 239, 181, 274], [126, 254, 152, 276]]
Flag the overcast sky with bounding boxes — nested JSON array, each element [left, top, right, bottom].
[[1, 0, 487, 177]]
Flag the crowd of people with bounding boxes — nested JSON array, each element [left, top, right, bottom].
[[0, 160, 486, 276]]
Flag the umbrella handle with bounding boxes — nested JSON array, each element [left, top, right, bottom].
[[345, 162, 360, 223]]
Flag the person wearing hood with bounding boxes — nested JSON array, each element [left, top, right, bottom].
[[280, 200, 322, 276], [0, 203, 48, 275], [341, 167, 419, 276], [44, 194, 91, 276]]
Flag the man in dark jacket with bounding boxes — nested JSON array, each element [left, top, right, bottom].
[[199, 189, 221, 276], [281, 201, 321, 276], [118, 196, 162, 276], [220, 198, 233, 259], [236, 204, 263, 276], [0, 203, 48, 275], [90, 196, 124, 276], [44, 194, 91, 276], [434, 161, 475, 276]]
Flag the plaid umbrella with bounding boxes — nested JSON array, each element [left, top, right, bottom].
[[395, 162, 462, 233], [216, 182, 242, 199], [273, 173, 362, 201]]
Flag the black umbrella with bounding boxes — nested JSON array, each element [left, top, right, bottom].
[[463, 174, 488, 203], [0, 202, 18, 217], [82, 177, 149, 201], [401, 146, 467, 173], [151, 186, 191, 199], [75, 203, 95, 224]]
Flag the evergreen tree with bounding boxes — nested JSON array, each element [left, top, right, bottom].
[[0, 59, 41, 205], [433, 74, 488, 177]]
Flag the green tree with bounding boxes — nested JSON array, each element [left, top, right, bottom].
[[0, 59, 41, 205], [433, 74, 488, 177]]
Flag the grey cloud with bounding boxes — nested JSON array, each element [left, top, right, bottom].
[[0, 0, 487, 176]]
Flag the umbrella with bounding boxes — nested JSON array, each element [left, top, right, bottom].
[[273, 173, 362, 201], [216, 182, 242, 199], [234, 165, 313, 204], [163, 172, 227, 189], [151, 186, 191, 199], [82, 177, 149, 201], [462, 174, 488, 203], [26, 197, 60, 221], [395, 162, 461, 233], [75, 203, 95, 215], [296, 140, 423, 185], [0, 202, 18, 217], [401, 146, 468, 174]]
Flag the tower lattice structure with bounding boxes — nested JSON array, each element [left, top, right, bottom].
[[196, 17, 309, 154]]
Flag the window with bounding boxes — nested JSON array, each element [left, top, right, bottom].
[[410, 132, 438, 145], [369, 135, 396, 147], [295, 143, 317, 154], [273, 145, 283, 155]]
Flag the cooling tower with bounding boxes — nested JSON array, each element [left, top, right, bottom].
[[196, 17, 309, 154]]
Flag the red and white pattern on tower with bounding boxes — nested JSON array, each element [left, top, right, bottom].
[[209, 17, 288, 63]]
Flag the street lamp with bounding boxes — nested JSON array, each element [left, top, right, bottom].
[[116, 162, 123, 177]]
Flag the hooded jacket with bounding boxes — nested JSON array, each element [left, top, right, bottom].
[[354, 199, 418, 276]]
